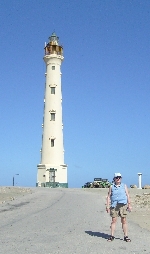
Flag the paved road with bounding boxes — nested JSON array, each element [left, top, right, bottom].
[[0, 188, 149, 254]]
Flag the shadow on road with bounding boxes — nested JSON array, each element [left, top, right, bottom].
[[85, 231, 122, 240], [85, 231, 110, 239]]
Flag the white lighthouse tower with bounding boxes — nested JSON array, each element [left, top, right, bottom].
[[37, 33, 68, 188]]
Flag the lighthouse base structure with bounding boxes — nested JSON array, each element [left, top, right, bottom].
[[37, 164, 68, 188]]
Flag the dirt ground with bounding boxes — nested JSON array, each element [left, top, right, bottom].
[[0, 187, 150, 232], [128, 188, 150, 231], [0, 186, 32, 204]]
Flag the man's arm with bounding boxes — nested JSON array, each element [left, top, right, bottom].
[[106, 186, 111, 212], [125, 184, 132, 210]]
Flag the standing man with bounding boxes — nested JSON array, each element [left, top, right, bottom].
[[106, 173, 131, 242]]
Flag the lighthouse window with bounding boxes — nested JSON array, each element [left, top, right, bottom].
[[51, 87, 55, 94], [51, 113, 55, 121], [51, 139, 54, 147], [52, 66, 55, 70]]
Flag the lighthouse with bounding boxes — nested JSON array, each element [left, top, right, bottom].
[[37, 33, 68, 188]]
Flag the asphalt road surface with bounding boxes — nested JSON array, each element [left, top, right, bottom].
[[0, 188, 149, 254]]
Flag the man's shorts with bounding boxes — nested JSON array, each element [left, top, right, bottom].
[[110, 203, 128, 218]]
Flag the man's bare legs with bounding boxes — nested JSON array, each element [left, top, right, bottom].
[[108, 216, 131, 242], [121, 217, 128, 236], [110, 217, 117, 236], [107, 217, 117, 241]]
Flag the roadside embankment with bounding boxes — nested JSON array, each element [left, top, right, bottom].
[[0, 186, 32, 204]]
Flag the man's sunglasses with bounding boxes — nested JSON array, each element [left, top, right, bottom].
[[115, 176, 121, 179]]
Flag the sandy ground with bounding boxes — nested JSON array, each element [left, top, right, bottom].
[[0, 187, 150, 253], [0, 186, 32, 204], [128, 188, 150, 231], [0, 186, 150, 232]]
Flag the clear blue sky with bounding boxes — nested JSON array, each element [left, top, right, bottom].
[[0, 0, 150, 188]]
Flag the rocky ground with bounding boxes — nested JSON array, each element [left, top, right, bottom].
[[0, 186, 150, 231], [0, 186, 32, 204], [128, 188, 150, 231]]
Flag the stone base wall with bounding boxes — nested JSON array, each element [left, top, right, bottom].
[[36, 182, 68, 188]]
